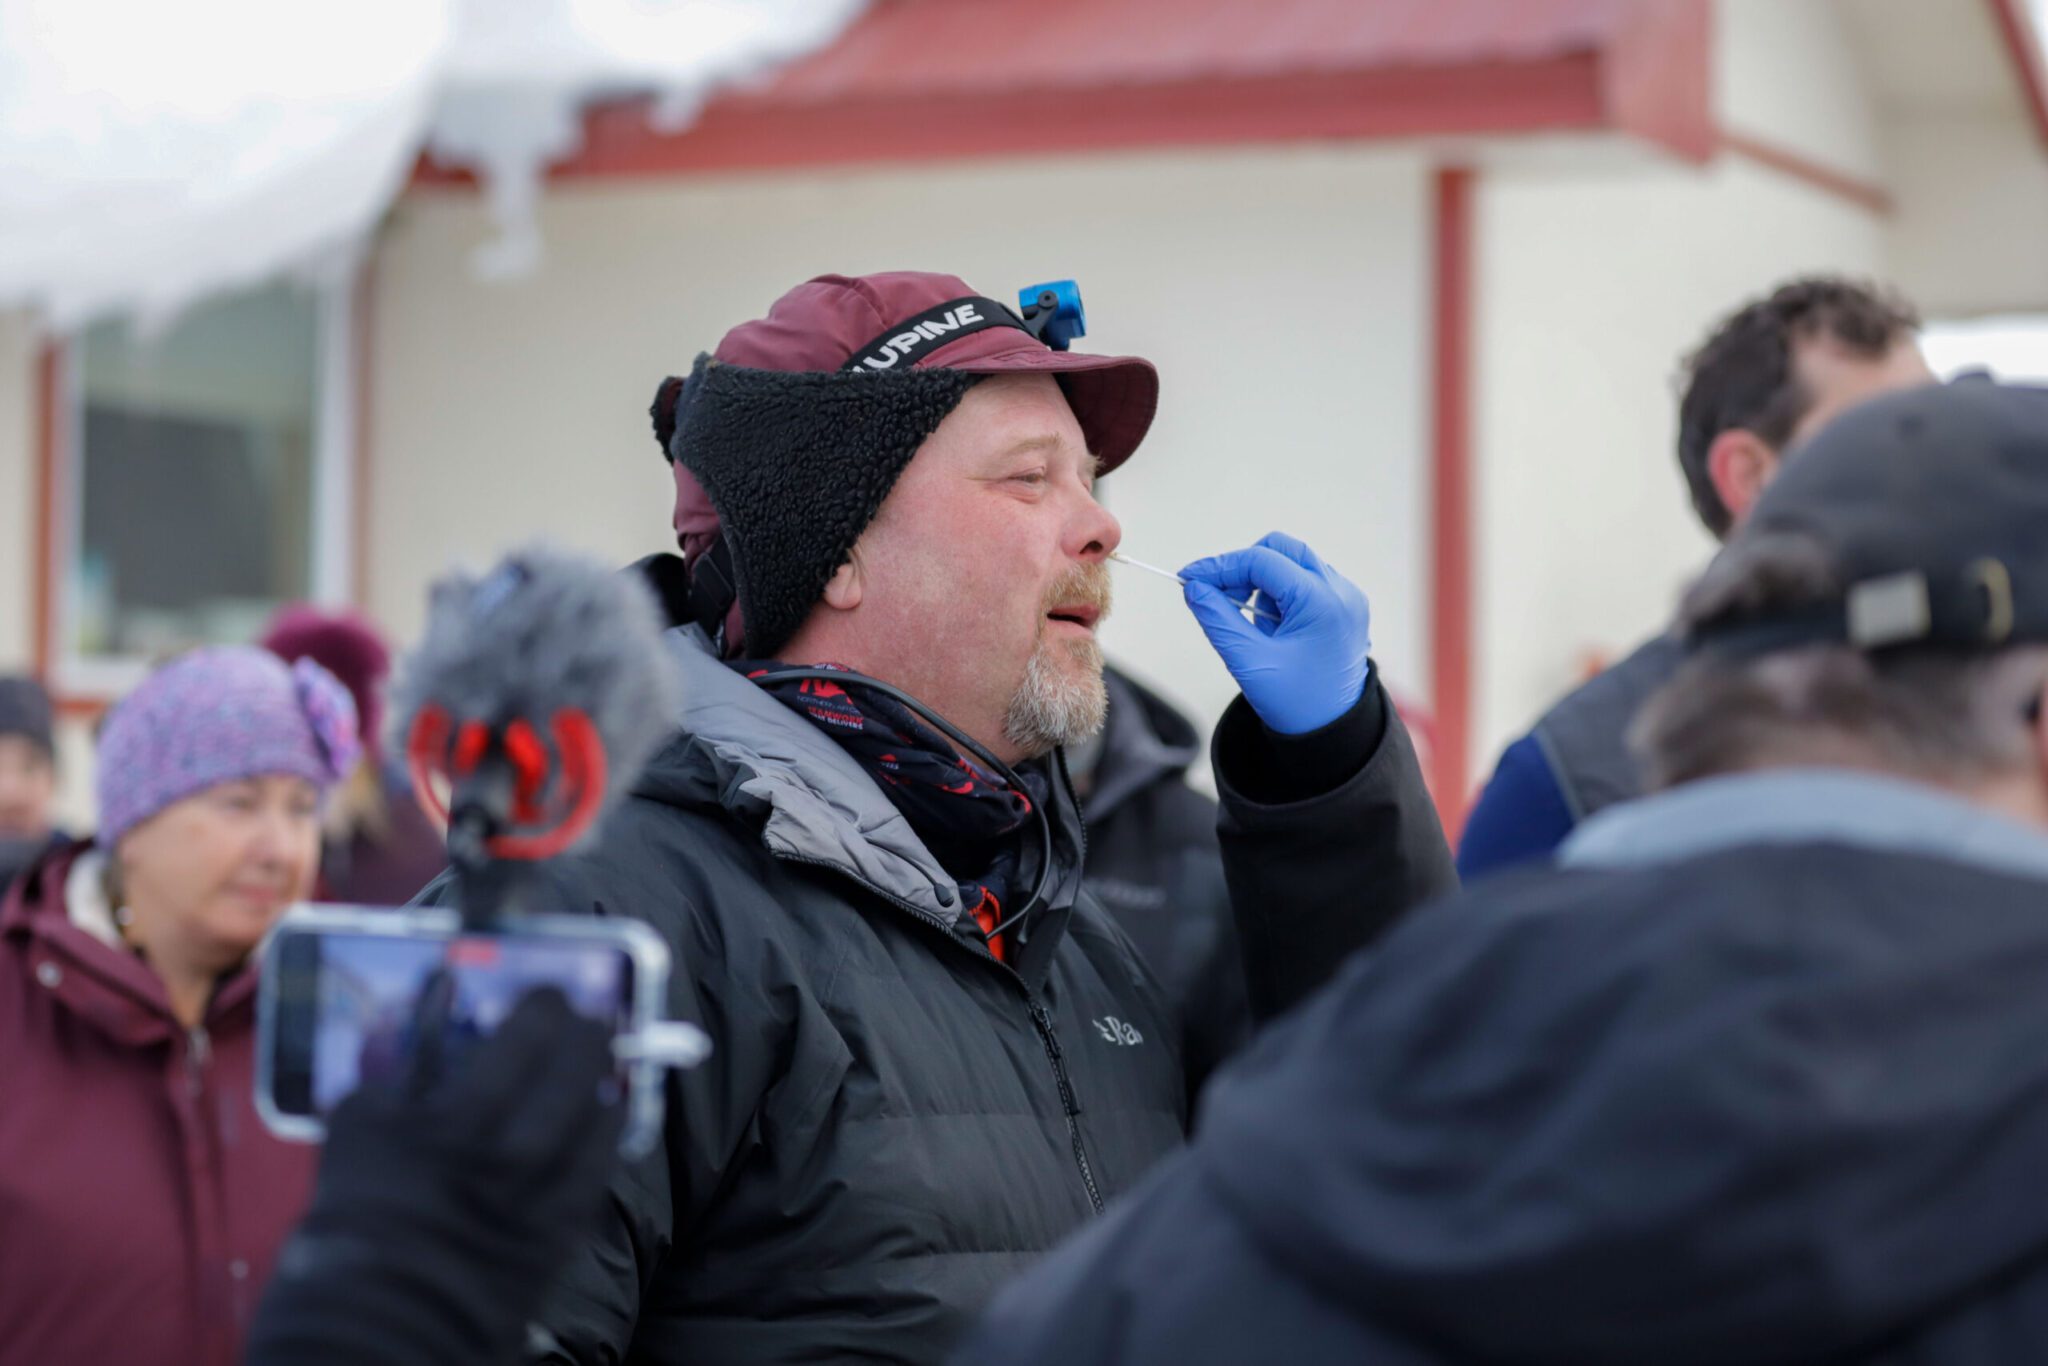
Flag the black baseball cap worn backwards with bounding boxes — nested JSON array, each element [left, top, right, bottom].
[[1693, 378, 2048, 658]]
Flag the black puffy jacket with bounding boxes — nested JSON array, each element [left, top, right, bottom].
[[440, 628, 1184, 1363], [422, 628, 1447, 1365], [1075, 668, 1243, 1086]]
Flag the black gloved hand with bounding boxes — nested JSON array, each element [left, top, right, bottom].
[[245, 985, 626, 1366]]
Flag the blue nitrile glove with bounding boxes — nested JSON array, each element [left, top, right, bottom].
[[1181, 531, 1372, 735]]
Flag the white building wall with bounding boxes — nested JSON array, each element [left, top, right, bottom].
[[1885, 112, 2048, 318], [367, 145, 1434, 741], [1718, 0, 1885, 178], [1471, 156, 1888, 787]]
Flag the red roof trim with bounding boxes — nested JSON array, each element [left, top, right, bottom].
[[1604, 0, 1714, 163], [1719, 130, 1893, 215], [410, 2, 1713, 188], [1987, 0, 2048, 152], [414, 57, 1612, 186]]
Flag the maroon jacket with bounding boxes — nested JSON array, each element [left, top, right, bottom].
[[0, 841, 316, 1366]]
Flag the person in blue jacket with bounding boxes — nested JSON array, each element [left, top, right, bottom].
[[1458, 276, 1932, 878]]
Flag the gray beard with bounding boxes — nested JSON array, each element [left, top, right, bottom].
[[1002, 631, 1108, 759]]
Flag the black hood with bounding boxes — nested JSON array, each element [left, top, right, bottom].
[[1080, 667, 1202, 826], [1191, 841, 2048, 1365]]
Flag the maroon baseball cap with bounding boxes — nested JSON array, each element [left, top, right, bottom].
[[711, 271, 1158, 474], [663, 271, 1157, 656]]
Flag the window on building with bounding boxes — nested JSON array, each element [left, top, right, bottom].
[[54, 277, 354, 697]]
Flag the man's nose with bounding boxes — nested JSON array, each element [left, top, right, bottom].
[[1071, 494, 1122, 563]]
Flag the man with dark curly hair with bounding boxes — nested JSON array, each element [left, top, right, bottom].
[[1458, 276, 1932, 878]]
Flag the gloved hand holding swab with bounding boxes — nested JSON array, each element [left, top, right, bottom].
[[1109, 551, 1283, 624], [1173, 534, 1375, 735]]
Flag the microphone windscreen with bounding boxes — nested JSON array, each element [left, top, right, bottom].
[[389, 544, 684, 850]]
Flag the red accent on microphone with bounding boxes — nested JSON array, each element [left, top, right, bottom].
[[486, 709, 607, 861], [406, 704, 453, 827], [504, 719, 548, 825], [404, 705, 609, 863], [453, 721, 489, 777]]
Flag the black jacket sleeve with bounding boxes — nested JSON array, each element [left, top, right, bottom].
[[1212, 670, 1458, 1022]]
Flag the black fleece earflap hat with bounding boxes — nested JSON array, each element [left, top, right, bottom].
[[652, 271, 1159, 659]]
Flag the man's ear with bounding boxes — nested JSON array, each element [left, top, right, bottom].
[[820, 552, 863, 612], [1706, 428, 1782, 532], [2027, 677, 2048, 772]]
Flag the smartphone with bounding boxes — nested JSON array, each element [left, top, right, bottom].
[[256, 904, 702, 1155]]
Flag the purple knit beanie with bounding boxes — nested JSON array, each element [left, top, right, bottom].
[[96, 645, 362, 849]]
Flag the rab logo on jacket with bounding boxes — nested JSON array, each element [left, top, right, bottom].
[[1092, 1016, 1143, 1046]]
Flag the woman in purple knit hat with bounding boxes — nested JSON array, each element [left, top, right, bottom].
[[0, 645, 358, 1366]]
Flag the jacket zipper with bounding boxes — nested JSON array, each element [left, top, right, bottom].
[[1039, 745, 1090, 948], [1029, 1000, 1104, 1214], [1028, 752, 1106, 1213], [772, 848, 1110, 1216], [1052, 744, 1089, 872], [185, 1025, 211, 1098]]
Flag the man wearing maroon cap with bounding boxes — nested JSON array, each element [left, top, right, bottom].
[[519, 272, 1450, 1365]]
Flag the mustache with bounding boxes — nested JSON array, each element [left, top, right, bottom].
[[1041, 562, 1113, 621]]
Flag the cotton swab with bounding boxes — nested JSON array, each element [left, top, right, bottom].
[[1109, 551, 1284, 624]]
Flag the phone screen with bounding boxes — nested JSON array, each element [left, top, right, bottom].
[[268, 925, 637, 1120]]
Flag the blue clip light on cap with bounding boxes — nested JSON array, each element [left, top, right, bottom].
[[1018, 279, 1086, 351]]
